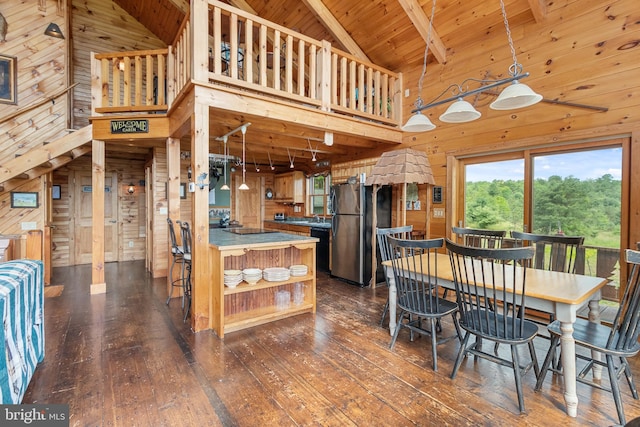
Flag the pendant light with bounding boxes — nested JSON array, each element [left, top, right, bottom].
[[439, 98, 481, 123], [220, 136, 230, 190], [268, 151, 275, 170], [238, 125, 249, 190]]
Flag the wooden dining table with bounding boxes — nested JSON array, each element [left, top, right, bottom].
[[382, 252, 609, 418]]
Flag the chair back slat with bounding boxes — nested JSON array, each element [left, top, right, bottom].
[[511, 231, 584, 274], [377, 226, 413, 262], [446, 239, 534, 340], [388, 237, 444, 314], [178, 221, 192, 256], [167, 218, 180, 250], [452, 226, 506, 249], [609, 249, 640, 351]]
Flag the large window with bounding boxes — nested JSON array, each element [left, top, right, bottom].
[[308, 174, 331, 215]]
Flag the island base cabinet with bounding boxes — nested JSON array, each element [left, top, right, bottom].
[[209, 242, 316, 338]]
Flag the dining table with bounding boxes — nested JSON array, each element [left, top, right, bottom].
[[382, 252, 609, 418]]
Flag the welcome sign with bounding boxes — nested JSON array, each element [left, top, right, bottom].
[[110, 119, 149, 134]]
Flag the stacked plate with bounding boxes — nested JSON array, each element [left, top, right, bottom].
[[262, 267, 291, 282], [242, 268, 262, 285], [224, 269, 243, 288], [289, 264, 308, 277]]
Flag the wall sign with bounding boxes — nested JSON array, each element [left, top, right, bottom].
[[0, 54, 17, 105], [433, 186, 443, 204], [110, 119, 149, 134]]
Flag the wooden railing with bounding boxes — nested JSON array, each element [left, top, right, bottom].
[[92, 49, 169, 114], [91, 0, 402, 127]]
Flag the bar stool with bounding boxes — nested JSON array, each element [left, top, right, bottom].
[[179, 221, 192, 322], [165, 218, 184, 305]]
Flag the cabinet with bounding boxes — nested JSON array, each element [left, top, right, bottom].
[[274, 171, 305, 204], [209, 240, 316, 338]]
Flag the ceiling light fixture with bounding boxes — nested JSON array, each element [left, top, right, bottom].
[[307, 138, 318, 162], [287, 148, 295, 169], [268, 152, 275, 171], [402, 0, 542, 132], [253, 156, 260, 173], [220, 136, 230, 190], [238, 125, 249, 190], [127, 183, 135, 194]]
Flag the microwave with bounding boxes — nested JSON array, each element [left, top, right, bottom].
[[274, 213, 286, 221]]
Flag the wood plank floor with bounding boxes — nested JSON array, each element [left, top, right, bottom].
[[24, 260, 640, 426]]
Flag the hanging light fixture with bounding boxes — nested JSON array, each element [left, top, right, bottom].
[[401, 0, 437, 132], [220, 136, 230, 190], [44, 22, 64, 39], [238, 125, 249, 190], [268, 151, 275, 171], [253, 156, 260, 173], [403, 0, 542, 132], [287, 148, 295, 169]]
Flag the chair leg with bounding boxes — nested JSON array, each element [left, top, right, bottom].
[[450, 332, 471, 379], [389, 310, 405, 350], [183, 263, 192, 323], [511, 344, 526, 413], [623, 357, 639, 399], [535, 334, 560, 391], [165, 255, 178, 305], [379, 298, 389, 327], [607, 354, 626, 425], [430, 318, 438, 372]]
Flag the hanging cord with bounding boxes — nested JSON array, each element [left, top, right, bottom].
[[499, 0, 522, 77], [307, 138, 319, 162], [268, 151, 275, 170], [415, 0, 437, 109], [287, 148, 296, 169]]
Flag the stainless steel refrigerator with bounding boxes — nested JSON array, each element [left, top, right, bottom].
[[330, 182, 391, 286]]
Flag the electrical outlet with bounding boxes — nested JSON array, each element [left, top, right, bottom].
[[128, 241, 134, 248], [21, 222, 37, 230]]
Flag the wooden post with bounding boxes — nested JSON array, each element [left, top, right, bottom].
[[91, 139, 106, 294], [370, 184, 378, 288], [167, 137, 181, 294]]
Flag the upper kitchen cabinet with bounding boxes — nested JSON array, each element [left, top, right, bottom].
[[274, 171, 305, 204]]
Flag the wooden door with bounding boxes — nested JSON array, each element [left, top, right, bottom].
[[234, 174, 262, 228], [74, 171, 119, 264]]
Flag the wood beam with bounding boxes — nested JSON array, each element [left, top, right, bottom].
[[91, 139, 106, 294], [300, 0, 370, 62], [396, 0, 446, 64], [226, 0, 257, 15], [166, 0, 189, 15], [527, 0, 547, 24]]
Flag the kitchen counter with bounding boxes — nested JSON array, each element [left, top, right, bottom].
[[208, 228, 317, 338], [264, 219, 332, 229]]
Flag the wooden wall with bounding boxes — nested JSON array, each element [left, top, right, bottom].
[[70, 0, 166, 128], [398, 0, 640, 242]]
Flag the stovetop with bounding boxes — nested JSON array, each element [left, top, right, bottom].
[[223, 228, 278, 235]]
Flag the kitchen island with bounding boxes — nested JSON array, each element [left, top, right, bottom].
[[209, 229, 317, 338]]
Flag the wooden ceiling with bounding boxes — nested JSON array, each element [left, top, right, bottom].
[[111, 0, 546, 171]]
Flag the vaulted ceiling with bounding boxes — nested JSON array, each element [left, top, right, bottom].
[[111, 0, 548, 170]]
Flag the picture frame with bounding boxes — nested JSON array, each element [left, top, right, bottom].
[[11, 192, 39, 208], [52, 185, 61, 200], [0, 54, 17, 105], [180, 183, 186, 199], [432, 186, 443, 204]]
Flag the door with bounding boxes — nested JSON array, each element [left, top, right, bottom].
[[74, 171, 119, 264], [331, 183, 361, 215]]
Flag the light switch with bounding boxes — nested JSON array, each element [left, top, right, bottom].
[[433, 208, 445, 218]]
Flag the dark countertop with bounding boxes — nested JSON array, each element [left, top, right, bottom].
[[209, 228, 318, 248], [264, 219, 332, 229]]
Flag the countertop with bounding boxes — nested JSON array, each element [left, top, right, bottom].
[[209, 228, 318, 249], [264, 219, 332, 229]]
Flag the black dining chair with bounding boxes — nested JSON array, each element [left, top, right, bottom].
[[535, 249, 640, 425], [166, 218, 185, 305], [376, 225, 413, 327], [179, 220, 192, 322], [387, 237, 461, 372], [446, 239, 539, 413], [452, 226, 506, 249]]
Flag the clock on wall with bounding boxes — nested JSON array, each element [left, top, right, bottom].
[[265, 188, 274, 200]]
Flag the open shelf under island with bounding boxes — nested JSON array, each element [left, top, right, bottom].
[[209, 229, 318, 338]]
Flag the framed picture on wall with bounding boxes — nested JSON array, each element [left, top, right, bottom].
[[52, 185, 61, 200], [11, 192, 39, 208], [0, 54, 17, 105]]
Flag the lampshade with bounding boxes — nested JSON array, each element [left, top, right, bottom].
[[238, 183, 249, 190], [401, 112, 435, 132], [490, 81, 543, 110], [44, 23, 65, 39], [439, 99, 481, 123], [220, 183, 230, 191]]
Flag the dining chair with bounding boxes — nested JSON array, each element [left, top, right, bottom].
[[165, 218, 184, 305], [446, 239, 539, 413], [387, 237, 461, 372], [535, 249, 640, 425], [179, 221, 192, 322], [376, 225, 413, 327], [452, 226, 506, 249]]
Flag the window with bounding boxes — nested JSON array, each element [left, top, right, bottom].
[[307, 174, 331, 215]]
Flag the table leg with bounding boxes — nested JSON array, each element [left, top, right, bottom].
[[560, 321, 578, 417], [387, 271, 397, 336], [588, 299, 603, 380]]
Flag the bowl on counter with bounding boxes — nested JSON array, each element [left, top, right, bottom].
[[242, 268, 262, 285]]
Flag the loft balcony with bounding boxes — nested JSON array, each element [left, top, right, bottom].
[[90, 0, 403, 134]]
